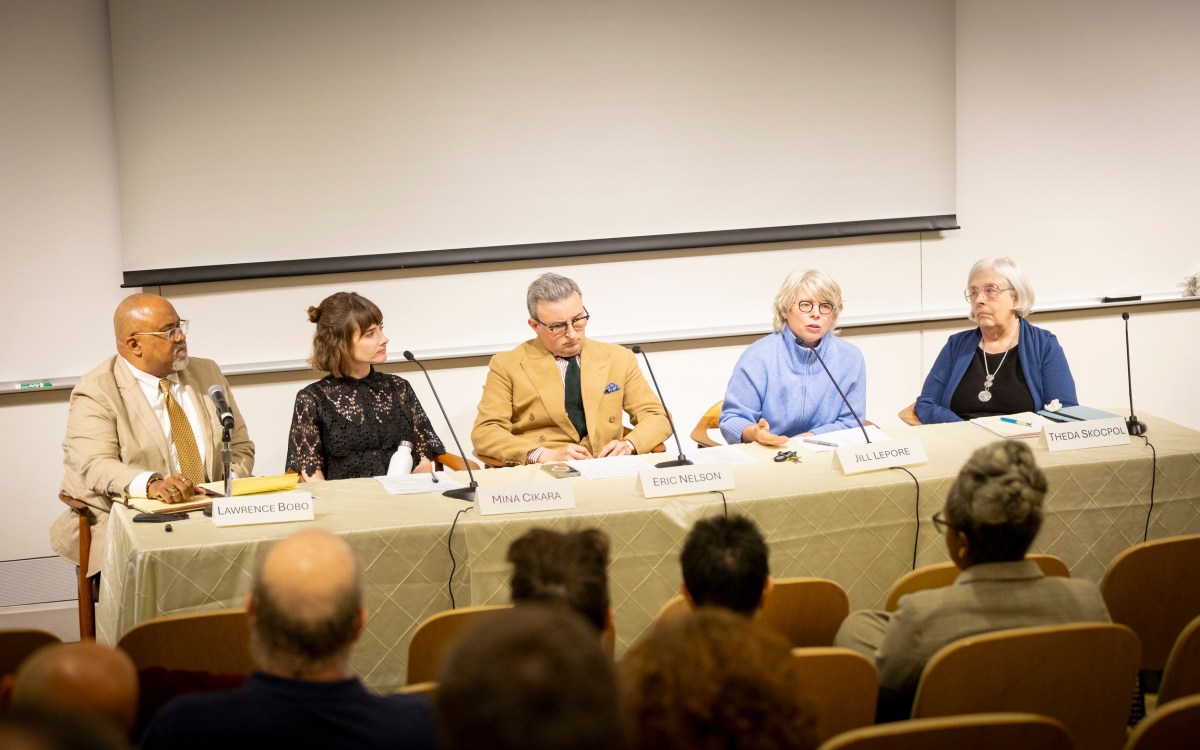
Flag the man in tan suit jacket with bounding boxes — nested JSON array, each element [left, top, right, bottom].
[[471, 273, 671, 466], [54, 294, 254, 575]]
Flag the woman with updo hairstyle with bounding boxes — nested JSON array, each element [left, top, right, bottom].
[[619, 607, 818, 750], [285, 292, 444, 481], [834, 440, 1111, 721]]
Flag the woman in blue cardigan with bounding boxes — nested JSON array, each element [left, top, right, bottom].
[[720, 270, 866, 446], [915, 257, 1077, 424]]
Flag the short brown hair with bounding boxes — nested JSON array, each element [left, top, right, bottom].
[[507, 528, 610, 633], [307, 292, 382, 377]]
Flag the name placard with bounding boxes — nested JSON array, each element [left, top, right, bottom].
[[1042, 417, 1130, 452], [832, 437, 928, 475], [477, 482, 576, 516], [637, 464, 735, 499], [211, 490, 315, 527]]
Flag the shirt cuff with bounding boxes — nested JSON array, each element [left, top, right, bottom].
[[128, 471, 160, 498], [624, 439, 636, 454], [527, 447, 546, 464]]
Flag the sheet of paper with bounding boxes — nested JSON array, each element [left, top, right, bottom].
[[688, 444, 757, 465], [566, 455, 650, 479], [375, 472, 467, 495], [970, 412, 1052, 438], [791, 425, 891, 452]]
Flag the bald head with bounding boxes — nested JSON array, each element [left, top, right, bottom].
[[12, 643, 139, 732], [250, 529, 364, 677], [113, 293, 189, 377]]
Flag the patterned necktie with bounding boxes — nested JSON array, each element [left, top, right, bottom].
[[159, 378, 206, 483], [563, 357, 588, 439]]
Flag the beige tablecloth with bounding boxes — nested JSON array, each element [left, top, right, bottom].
[[98, 416, 1200, 692]]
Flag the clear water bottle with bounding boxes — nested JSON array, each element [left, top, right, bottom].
[[387, 440, 414, 475]]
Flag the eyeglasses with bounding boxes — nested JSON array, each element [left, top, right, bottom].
[[963, 285, 1013, 301], [931, 511, 953, 534], [131, 320, 189, 342], [535, 308, 590, 336], [797, 301, 835, 315]]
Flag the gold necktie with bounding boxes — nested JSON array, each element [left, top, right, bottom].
[[159, 378, 206, 484]]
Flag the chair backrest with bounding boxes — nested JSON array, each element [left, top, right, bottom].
[[690, 400, 723, 448], [1156, 614, 1200, 707], [407, 604, 511, 684], [760, 577, 850, 648], [912, 622, 1140, 750], [116, 609, 254, 675], [791, 647, 877, 744], [397, 681, 438, 699], [655, 593, 690, 624], [0, 629, 62, 676], [816, 712, 1073, 750], [884, 554, 1071, 612], [897, 402, 922, 427], [1123, 693, 1200, 750], [1101, 533, 1200, 670]]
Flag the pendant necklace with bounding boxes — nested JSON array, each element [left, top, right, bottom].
[[978, 331, 1016, 403]]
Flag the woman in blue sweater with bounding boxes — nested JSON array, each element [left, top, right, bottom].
[[720, 270, 866, 446], [915, 257, 1077, 424]]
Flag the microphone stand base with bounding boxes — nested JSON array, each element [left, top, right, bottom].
[[443, 485, 476, 503], [1127, 417, 1148, 436], [655, 458, 694, 468]]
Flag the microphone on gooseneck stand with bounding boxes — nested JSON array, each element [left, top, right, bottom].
[[795, 336, 871, 444], [402, 351, 477, 502], [206, 385, 235, 429], [207, 385, 235, 496], [1122, 312, 1148, 436], [630, 345, 692, 468]]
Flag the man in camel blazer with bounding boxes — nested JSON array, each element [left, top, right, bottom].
[[471, 273, 671, 466], [54, 294, 254, 576]]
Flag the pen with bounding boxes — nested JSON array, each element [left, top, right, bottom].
[[1000, 417, 1033, 427], [802, 438, 838, 448]]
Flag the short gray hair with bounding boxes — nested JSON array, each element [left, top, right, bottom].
[[945, 441, 1047, 562], [526, 273, 582, 319], [967, 257, 1035, 321], [772, 269, 844, 332]]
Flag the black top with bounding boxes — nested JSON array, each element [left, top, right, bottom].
[[950, 344, 1035, 420], [286, 368, 445, 479], [140, 672, 438, 750]]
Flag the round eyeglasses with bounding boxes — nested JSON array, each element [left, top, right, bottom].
[[964, 285, 1013, 302], [797, 301, 834, 315], [535, 308, 590, 336]]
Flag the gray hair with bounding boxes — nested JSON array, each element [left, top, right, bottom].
[[967, 257, 1035, 321], [772, 269, 844, 332], [527, 273, 582, 319], [945, 441, 1047, 562]]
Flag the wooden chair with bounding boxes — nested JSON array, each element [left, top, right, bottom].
[[897, 402, 922, 427], [791, 647, 877, 744], [0, 629, 62, 677], [690, 400, 723, 448], [1123, 693, 1200, 750], [912, 622, 1140, 750], [407, 604, 510, 684], [1156, 614, 1200, 708], [654, 593, 690, 624], [397, 681, 437, 699], [816, 712, 1073, 750], [434, 453, 480, 472], [1101, 533, 1200, 673], [58, 491, 96, 640], [760, 577, 850, 648], [116, 609, 254, 675], [884, 554, 1071, 612]]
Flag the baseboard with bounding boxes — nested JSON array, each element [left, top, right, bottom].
[[0, 601, 80, 642]]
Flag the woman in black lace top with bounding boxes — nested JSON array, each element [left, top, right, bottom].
[[286, 292, 445, 481]]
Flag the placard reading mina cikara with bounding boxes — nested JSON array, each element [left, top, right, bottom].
[[476, 482, 576, 516]]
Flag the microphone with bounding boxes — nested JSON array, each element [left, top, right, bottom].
[[403, 351, 477, 502], [206, 385, 235, 429], [630, 345, 692, 468], [794, 337, 870, 444], [1121, 312, 1147, 436]]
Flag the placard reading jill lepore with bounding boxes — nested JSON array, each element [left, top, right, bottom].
[[211, 490, 315, 527], [477, 482, 576, 517], [637, 464, 735, 499], [832, 437, 928, 475], [1042, 417, 1130, 452]]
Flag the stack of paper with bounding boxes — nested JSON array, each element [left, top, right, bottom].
[[375, 472, 468, 495], [970, 412, 1051, 438]]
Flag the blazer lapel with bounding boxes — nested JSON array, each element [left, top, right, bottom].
[[579, 339, 611, 442], [521, 339, 578, 441], [114, 359, 172, 467]]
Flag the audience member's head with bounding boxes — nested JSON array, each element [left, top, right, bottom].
[[248, 528, 366, 679], [619, 608, 818, 750], [11, 643, 139, 733], [436, 604, 628, 750], [680, 514, 772, 616], [507, 527, 611, 633], [942, 440, 1047, 567], [0, 707, 129, 750]]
